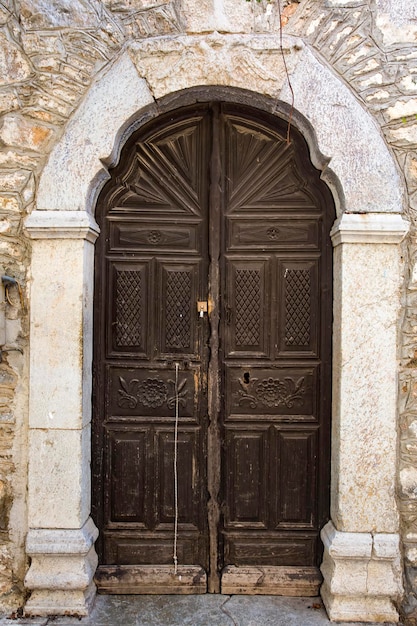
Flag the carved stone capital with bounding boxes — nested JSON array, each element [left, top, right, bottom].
[[25, 210, 100, 243], [330, 212, 409, 246]]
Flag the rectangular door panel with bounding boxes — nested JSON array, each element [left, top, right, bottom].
[[224, 258, 270, 358], [158, 429, 201, 529], [106, 366, 200, 422], [226, 217, 320, 251], [107, 429, 147, 524], [223, 429, 268, 528], [108, 261, 150, 358], [224, 365, 318, 422], [223, 533, 316, 566], [276, 429, 318, 528], [158, 262, 200, 357], [108, 218, 202, 254], [103, 534, 204, 566], [277, 259, 319, 357]]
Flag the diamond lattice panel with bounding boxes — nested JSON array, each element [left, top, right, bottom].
[[116, 269, 142, 347], [235, 269, 261, 348], [285, 268, 311, 347], [165, 270, 192, 351]]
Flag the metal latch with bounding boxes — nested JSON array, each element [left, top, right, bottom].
[[197, 301, 208, 318]]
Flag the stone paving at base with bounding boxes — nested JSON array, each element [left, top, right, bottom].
[[0, 596, 401, 626]]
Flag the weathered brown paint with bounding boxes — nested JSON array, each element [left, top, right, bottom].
[[92, 100, 334, 594]]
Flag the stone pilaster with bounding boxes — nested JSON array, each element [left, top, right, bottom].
[[321, 213, 408, 622], [24, 210, 99, 616]]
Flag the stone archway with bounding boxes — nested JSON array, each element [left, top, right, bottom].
[[24, 38, 407, 622]]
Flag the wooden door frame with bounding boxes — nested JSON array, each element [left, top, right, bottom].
[[25, 69, 407, 621]]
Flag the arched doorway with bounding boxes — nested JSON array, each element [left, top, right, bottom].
[[24, 42, 407, 616], [91, 101, 335, 595]]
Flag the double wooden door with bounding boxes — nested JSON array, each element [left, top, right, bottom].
[[92, 102, 334, 595]]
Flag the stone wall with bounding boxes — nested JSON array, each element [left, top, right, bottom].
[[290, 2, 417, 618], [288, 2, 417, 622], [0, 0, 417, 619]]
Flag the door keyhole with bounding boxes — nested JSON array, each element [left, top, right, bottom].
[[243, 372, 250, 384]]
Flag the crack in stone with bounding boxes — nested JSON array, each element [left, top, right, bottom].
[[221, 595, 238, 626]]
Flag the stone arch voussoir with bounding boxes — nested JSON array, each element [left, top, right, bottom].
[[35, 35, 404, 218]]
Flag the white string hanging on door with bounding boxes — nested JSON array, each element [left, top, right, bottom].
[[173, 361, 180, 576]]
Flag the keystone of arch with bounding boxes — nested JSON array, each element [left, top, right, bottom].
[[35, 34, 404, 217]]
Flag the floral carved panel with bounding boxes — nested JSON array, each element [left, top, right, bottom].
[[225, 366, 317, 420]]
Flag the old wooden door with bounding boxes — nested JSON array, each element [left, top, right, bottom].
[[92, 101, 334, 595]]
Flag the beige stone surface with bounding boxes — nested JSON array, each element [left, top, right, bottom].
[[25, 210, 99, 438], [24, 583, 96, 617], [0, 33, 31, 86], [320, 522, 402, 622], [330, 213, 409, 245], [27, 238, 89, 430], [386, 124, 417, 148], [374, 1, 417, 46], [280, 47, 403, 214], [36, 53, 154, 212], [321, 584, 399, 623], [331, 241, 401, 533], [129, 33, 303, 99], [20, 0, 101, 30], [24, 518, 98, 616], [27, 426, 91, 529], [0, 115, 53, 152], [386, 99, 417, 122]]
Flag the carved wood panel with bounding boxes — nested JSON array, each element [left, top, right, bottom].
[[92, 101, 334, 594]]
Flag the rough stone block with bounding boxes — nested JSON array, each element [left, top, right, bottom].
[[24, 583, 96, 617], [330, 240, 402, 533], [0, 115, 53, 152], [400, 466, 417, 499], [406, 153, 417, 190], [0, 171, 31, 194], [0, 33, 31, 86], [386, 99, 417, 122], [321, 553, 369, 596], [20, 0, 100, 30], [375, 3, 417, 46], [385, 124, 417, 148], [325, 0, 364, 5]]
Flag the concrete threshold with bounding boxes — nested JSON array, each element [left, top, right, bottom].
[[0, 596, 401, 626]]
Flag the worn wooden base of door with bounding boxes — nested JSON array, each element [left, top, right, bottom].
[[221, 566, 322, 595], [94, 565, 321, 595], [94, 565, 207, 594]]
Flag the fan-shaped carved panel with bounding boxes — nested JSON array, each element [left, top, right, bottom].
[[106, 116, 209, 214], [224, 117, 317, 212]]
